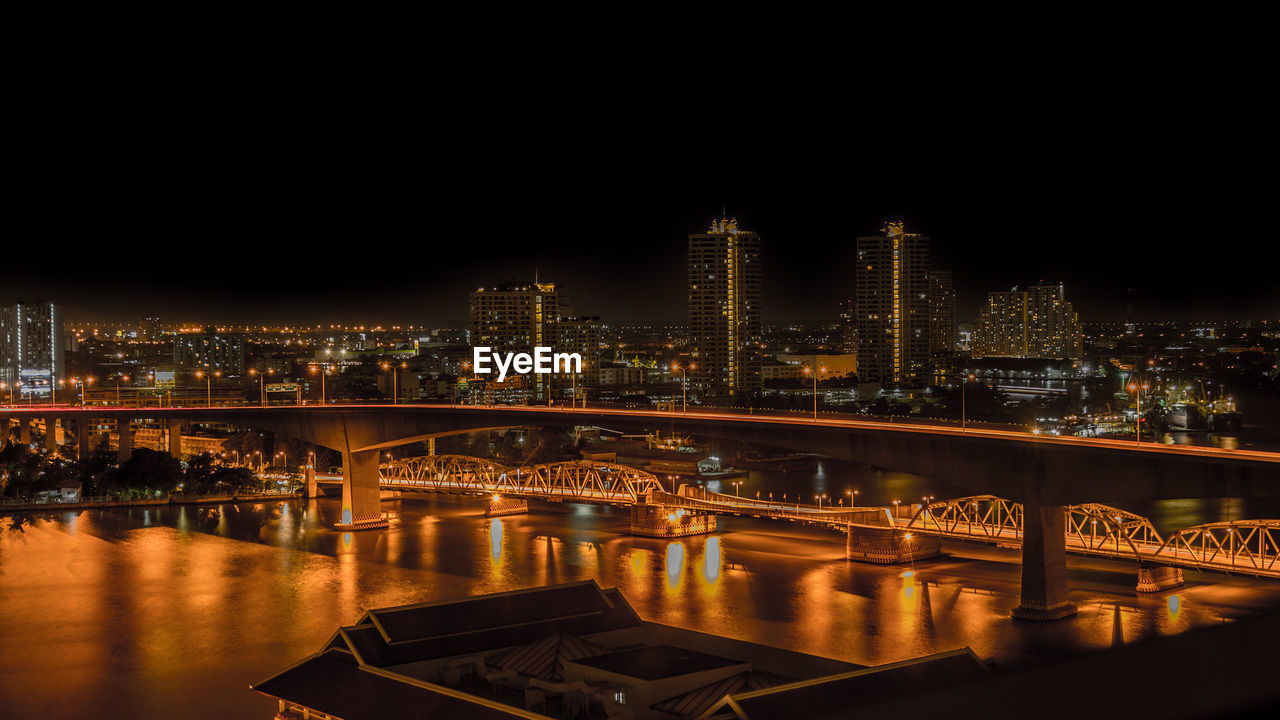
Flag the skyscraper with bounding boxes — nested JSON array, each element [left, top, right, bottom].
[[469, 282, 561, 400], [555, 316, 602, 383], [854, 222, 932, 386], [929, 269, 957, 359], [688, 217, 762, 396], [972, 284, 1083, 359], [0, 300, 64, 398]]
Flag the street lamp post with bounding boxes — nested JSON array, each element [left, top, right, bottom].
[[381, 361, 407, 404], [309, 365, 328, 405], [249, 368, 274, 407], [1128, 377, 1149, 445], [803, 363, 827, 420], [672, 363, 695, 412], [732, 481, 742, 497], [115, 375, 130, 406], [961, 373, 976, 431], [196, 370, 222, 407]]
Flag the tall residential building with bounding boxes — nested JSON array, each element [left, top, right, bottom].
[[972, 284, 1083, 359], [555, 316, 602, 384], [688, 217, 762, 396], [929, 269, 957, 358], [837, 298, 857, 354], [174, 328, 246, 377], [0, 300, 64, 398], [854, 222, 932, 386], [469, 282, 561, 400]]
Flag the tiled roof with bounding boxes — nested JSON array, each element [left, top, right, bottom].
[[651, 670, 791, 719], [489, 633, 613, 681]]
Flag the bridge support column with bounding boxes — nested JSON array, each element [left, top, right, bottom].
[[1137, 564, 1183, 593], [486, 496, 528, 517], [167, 420, 183, 459], [630, 504, 716, 538], [19, 418, 31, 446], [428, 437, 435, 456], [45, 417, 60, 452], [1012, 500, 1077, 621], [77, 419, 91, 462], [303, 463, 318, 498], [118, 419, 132, 464], [846, 525, 941, 564], [336, 449, 387, 530]]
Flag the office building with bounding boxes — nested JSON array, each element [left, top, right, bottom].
[[174, 327, 246, 377], [556, 316, 602, 384], [688, 217, 762, 396], [0, 300, 64, 398], [972, 284, 1083, 359], [469, 282, 561, 400], [929, 269, 957, 360], [854, 222, 932, 386]]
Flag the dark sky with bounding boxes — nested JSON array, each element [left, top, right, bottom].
[[11, 71, 1278, 327]]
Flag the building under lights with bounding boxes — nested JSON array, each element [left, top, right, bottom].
[[688, 217, 763, 396], [0, 300, 64, 398], [853, 222, 933, 387], [469, 282, 562, 401], [173, 327, 246, 377], [971, 284, 1083, 359]]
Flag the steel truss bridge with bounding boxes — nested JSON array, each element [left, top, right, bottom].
[[904, 495, 1280, 579], [378, 455, 663, 504], [373, 455, 1279, 579]]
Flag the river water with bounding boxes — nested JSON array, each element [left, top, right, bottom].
[[3, 461, 1280, 718]]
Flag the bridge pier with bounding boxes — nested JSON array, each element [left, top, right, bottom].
[[846, 524, 941, 564], [118, 418, 133, 464], [486, 495, 528, 517], [630, 504, 717, 538], [45, 417, 60, 452], [167, 420, 183, 459], [303, 463, 319, 498], [336, 448, 388, 530], [1137, 564, 1184, 592], [18, 418, 31, 446], [77, 419, 91, 461], [1012, 500, 1077, 621]]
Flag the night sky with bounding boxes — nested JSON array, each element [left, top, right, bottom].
[[12, 90, 1277, 327]]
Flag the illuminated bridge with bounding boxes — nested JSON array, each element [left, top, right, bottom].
[[5, 403, 1279, 620]]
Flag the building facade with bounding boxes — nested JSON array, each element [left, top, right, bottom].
[[972, 284, 1083, 359], [0, 300, 64, 398], [174, 328, 246, 377], [469, 282, 561, 401], [854, 222, 932, 386], [688, 217, 762, 396], [556, 316, 602, 382], [929, 269, 957, 361]]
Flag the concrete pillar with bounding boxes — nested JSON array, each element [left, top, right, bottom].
[[19, 418, 31, 446], [167, 419, 183, 459], [303, 463, 318, 498], [336, 448, 387, 529], [77, 419, 91, 462], [1012, 501, 1077, 620], [1137, 564, 1184, 592], [118, 418, 133, 464], [44, 417, 59, 452]]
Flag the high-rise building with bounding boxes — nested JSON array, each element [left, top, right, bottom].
[[837, 298, 857, 354], [854, 222, 932, 386], [972, 284, 1083, 359], [0, 300, 64, 398], [555, 316, 602, 384], [688, 217, 762, 396], [929, 269, 957, 359], [469, 282, 561, 400], [174, 327, 246, 377]]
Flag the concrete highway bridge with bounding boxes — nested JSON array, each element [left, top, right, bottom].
[[5, 403, 1279, 620]]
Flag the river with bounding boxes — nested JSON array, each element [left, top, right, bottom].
[[3, 462, 1279, 718]]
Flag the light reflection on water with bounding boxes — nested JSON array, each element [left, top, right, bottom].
[[2, 492, 1280, 718]]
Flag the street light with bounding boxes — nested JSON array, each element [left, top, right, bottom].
[[961, 373, 976, 431], [802, 363, 827, 420], [249, 368, 275, 407], [732, 481, 742, 497], [195, 370, 222, 407], [115, 375, 130, 406], [672, 363, 696, 412], [309, 365, 329, 405], [381, 361, 407, 404], [1127, 378, 1149, 445]]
